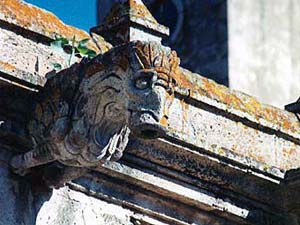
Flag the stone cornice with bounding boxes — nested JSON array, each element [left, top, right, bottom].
[[0, 0, 106, 51], [164, 67, 300, 173], [0, 0, 111, 88]]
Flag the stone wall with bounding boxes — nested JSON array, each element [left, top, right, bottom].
[[228, 0, 300, 108]]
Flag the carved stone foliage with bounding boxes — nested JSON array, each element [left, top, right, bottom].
[[10, 41, 181, 182]]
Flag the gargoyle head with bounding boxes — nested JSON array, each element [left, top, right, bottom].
[[63, 41, 180, 166], [126, 41, 180, 138], [10, 41, 181, 175]]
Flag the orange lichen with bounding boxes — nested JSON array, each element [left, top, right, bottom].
[[180, 99, 189, 133], [128, 0, 158, 24], [248, 152, 264, 164], [105, 0, 158, 25], [0, 0, 109, 52], [175, 68, 300, 136], [174, 72, 195, 89], [201, 78, 244, 109], [283, 147, 296, 156], [242, 96, 262, 116], [160, 92, 175, 128], [159, 116, 168, 127], [170, 62, 198, 91], [0, 60, 17, 71]]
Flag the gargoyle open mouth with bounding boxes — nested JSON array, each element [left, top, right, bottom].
[[129, 109, 165, 139]]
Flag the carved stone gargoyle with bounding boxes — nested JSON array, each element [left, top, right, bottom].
[[10, 41, 180, 187]]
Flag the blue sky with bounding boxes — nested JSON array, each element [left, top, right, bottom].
[[24, 0, 97, 31]]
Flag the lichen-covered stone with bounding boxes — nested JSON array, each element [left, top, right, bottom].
[[0, 0, 112, 88], [1, 1, 300, 225]]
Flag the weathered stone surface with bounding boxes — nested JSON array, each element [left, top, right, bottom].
[[0, 0, 103, 51], [0, 27, 66, 87], [3, 35, 300, 224], [165, 69, 300, 172], [11, 34, 300, 174], [5, 38, 298, 224], [125, 138, 284, 210], [1, 1, 300, 225], [36, 187, 135, 225], [95, 0, 300, 110], [0, 0, 112, 88]]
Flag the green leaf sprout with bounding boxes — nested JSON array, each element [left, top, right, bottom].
[[51, 35, 97, 71]]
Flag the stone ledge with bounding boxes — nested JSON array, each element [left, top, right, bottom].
[[178, 68, 300, 144], [66, 160, 286, 225], [0, 0, 110, 52], [0, 60, 45, 88], [125, 138, 284, 209], [152, 66, 300, 172], [0, 0, 112, 88]]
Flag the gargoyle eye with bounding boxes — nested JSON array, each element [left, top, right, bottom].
[[134, 77, 151, 90]]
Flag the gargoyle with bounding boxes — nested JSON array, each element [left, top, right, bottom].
[[10, 41, 180, 187]]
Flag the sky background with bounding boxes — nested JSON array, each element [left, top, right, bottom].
[[24, 0, 97, 31]]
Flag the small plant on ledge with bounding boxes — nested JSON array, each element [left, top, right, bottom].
[[51, 35, 97, 71]]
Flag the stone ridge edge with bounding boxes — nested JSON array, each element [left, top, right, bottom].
[[0, 0, 110, 52], [177, 67, 300, 144]]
